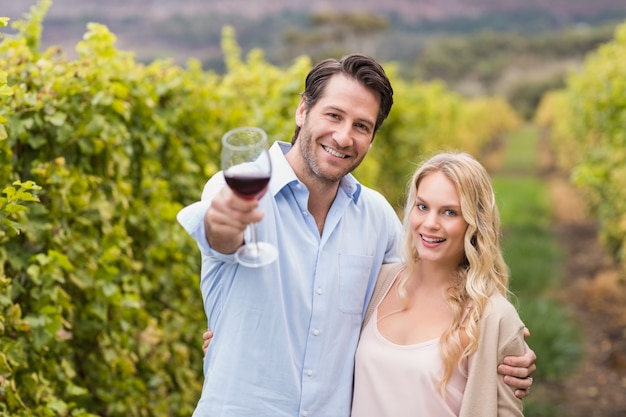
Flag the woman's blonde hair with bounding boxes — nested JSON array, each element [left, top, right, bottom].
[[398, 152, 510, 395]]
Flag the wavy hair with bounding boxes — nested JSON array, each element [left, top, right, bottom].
[[398, 152, 510, 395]]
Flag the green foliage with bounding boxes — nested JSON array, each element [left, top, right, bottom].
[[410, 24, 618, 117], [7, 0, 51, 53], [534, 90, 582, 171], [0, 12, 209, 417], [412, 24, 617, 81], [507, 74, 566, 120], [494, 129, 582, 417], [498, 125, 542, 172], [538, 19, 626, 273], [283, 12, 389, 62], [357, 75, 522, 207], [0, 4, 524, 415], [568, 22, 626, 267], [0, 180, 41, 236], [0, 4, 313, 413]]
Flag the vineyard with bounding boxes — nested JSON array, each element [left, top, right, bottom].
[[0, 1, 625, 416], [536, 21, 626, 276]]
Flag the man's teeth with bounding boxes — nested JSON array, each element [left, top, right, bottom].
[[323, 146, 347, 158], [422, 236, 445, 243]]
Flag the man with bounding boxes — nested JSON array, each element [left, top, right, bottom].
[[178, 54, 535, 417]]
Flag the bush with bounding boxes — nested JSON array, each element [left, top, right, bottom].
[[0, 3, 524, 415]]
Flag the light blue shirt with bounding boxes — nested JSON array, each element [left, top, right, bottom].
[[177, 141, 402, 417]]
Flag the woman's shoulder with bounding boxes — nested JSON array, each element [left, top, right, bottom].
[[475, 293, 526, 356], [480, 293, 525, 333], [481, 293, 523, 323]]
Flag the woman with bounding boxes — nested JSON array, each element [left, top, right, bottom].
[[351, 152, 525, 417]]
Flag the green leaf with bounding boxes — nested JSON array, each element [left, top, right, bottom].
[[0, 85, 13, 96], [47, 398, 69, 414], [44, 111, 67, 126], [0, 352, 12, 375]]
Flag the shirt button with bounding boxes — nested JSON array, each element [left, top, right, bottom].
[[312, 328, 320, 336], [302, 412, 308, 417], [316, 287, 323, 295], [305, 369, 313, 376]]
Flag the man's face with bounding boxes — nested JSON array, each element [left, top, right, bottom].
[[291, 74, 380, 184]]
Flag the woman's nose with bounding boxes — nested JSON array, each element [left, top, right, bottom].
[[423, 211, 440, 229]]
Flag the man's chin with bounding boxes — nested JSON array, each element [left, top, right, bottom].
[[320, 164, 354, 182], [312, 170, 345, 184]]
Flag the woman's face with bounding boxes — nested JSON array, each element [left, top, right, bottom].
[[410, 171, 469, 266]]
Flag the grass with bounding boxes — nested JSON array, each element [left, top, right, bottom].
[[492, 126, 583, 416], [499, 125, 542, 172]]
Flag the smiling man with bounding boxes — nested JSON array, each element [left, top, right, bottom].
[[177, 54, 535, 417]]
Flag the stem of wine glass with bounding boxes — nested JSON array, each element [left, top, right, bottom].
[[247, 222, 260, 257]]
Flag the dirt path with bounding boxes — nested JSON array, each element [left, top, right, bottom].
[[538, 134, 626, 416]]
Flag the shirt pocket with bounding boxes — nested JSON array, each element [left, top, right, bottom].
[[338, 253, 374, 314]]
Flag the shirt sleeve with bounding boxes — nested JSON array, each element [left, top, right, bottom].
[[176, 173, 227, 256], [382, 197, 403, 264]]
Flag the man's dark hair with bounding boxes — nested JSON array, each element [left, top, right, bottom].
[[291, 53, 394, 144]]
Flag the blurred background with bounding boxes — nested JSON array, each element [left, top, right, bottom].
[[4, 0, 626, 119], [1, 1, 625, 416]]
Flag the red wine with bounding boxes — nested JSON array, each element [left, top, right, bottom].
[[225, 173, 270, 198]]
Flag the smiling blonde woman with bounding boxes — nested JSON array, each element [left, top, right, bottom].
[[352, 152, 526, 417]]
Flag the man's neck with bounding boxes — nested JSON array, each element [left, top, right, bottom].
[[306, 179, 340, 235], [285, 145, 340, 235]]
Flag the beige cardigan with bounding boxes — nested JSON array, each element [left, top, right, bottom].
[[363, 263, 525, 417]]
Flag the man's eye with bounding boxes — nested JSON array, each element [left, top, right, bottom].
[[355, 123, 370, 133]]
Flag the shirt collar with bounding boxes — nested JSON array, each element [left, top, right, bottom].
[[269, 141, 362, 203]]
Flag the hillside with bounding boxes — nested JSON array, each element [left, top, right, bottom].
[[4, 0, 626, 22], [4, 0, 625, 66], [3, 0, 626, 118], [0, 0, 626, 60]]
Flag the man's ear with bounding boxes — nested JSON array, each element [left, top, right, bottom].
[[295, 97, 307, 126]]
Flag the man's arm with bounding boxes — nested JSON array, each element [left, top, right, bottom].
[[203, 185, 263, 253], [499, 328, 536, 399]]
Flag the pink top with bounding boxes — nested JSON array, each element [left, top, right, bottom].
[[351, 296, 468, 417]]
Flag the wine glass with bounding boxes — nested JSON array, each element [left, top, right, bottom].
[[221, 126, 278, 267]]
